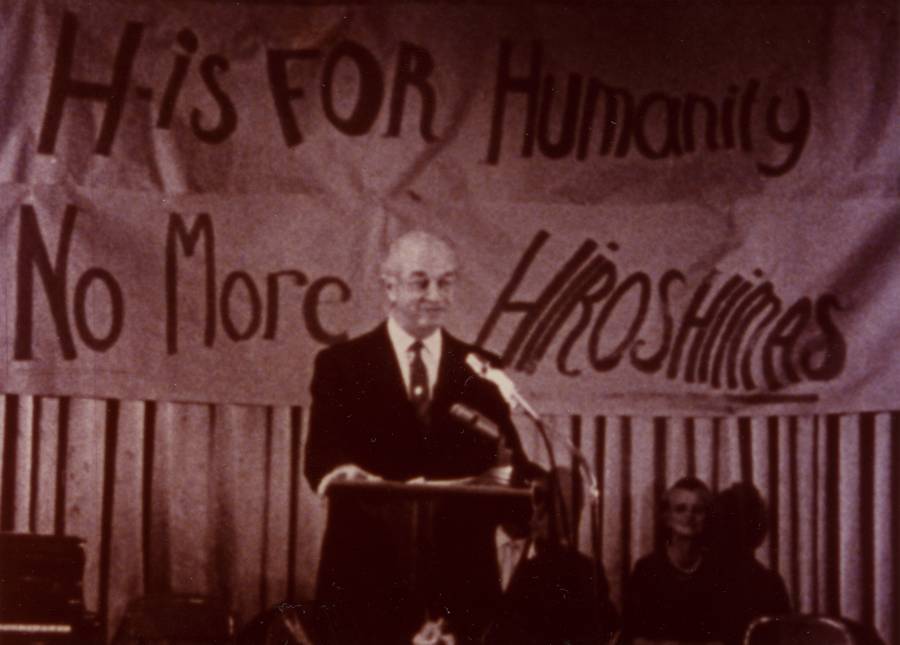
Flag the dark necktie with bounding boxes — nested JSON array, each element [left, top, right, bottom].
[[409, 340, 430, 422]]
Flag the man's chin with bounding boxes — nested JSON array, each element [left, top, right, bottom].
[[417, 314, 445, 329]]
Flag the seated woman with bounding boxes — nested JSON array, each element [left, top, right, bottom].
[[623, 476, 726, 644]]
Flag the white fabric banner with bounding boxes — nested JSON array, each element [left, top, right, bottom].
[[1, 0, 897, 414]]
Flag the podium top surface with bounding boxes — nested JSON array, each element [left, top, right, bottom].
[[325, 479, 532, 501]]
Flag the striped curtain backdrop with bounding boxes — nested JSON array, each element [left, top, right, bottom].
[[1, 394, 897, 644]]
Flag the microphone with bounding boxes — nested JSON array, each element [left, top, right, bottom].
[[465, 353, 540, 420], [449, 403, 500, 440], [466, 353, 574, 546]]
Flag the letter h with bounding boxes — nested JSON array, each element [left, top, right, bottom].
[[38, 11, 144, 156], [486, 40, 542, 164]]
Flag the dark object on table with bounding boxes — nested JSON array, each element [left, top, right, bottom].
[[111, 594, 235, 644]]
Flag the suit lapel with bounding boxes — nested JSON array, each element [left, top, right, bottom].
[[371, 322, 411, 405], [432, 331, 467, 410]]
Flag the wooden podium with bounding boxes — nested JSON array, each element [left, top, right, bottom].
[[321, 479, 532, 640]]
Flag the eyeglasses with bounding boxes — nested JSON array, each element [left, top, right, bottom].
[[399, 275, 458, 295]]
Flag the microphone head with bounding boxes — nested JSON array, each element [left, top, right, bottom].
[[465, 353, 490, 376], [464, 353, 538, 419], [449, 402, 500, 440], [466, 353, 517, 400]]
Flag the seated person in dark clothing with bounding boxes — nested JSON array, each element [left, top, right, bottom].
[[711, 483, 791, 645], [623, 476, 727, 644], [485, 469, 620, 645]]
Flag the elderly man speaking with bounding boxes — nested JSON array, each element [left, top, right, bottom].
[[304, 230, 524, 644]]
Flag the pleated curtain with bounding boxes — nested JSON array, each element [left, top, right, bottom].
[[1, 394, 897, 644]]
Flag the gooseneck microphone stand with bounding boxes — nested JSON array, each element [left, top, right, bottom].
[[498, 377, 612, 639], [521, 411, 574, 549]]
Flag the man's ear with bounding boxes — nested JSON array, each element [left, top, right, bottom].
[[382, 274, 398, 304]]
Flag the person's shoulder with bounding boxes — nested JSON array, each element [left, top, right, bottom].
[[314, 323, 387, 364], [742, 557, 790, 597], [442, 330, 504, 366], [534, 546, 597, 576], [631, 551, 665, 575]]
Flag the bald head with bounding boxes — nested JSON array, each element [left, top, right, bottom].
[[381, 230, 459, 338], [381, 231, 458, 279]]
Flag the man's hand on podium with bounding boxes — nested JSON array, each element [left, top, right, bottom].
[[412, 617, 456, 645], [316, 463, 382, 496]]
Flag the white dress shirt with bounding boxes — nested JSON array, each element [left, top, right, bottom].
[[495, 526, 535, 592], [387, 316, 442, 398]]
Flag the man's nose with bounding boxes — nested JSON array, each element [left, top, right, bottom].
[[425, 280, 442, 300]]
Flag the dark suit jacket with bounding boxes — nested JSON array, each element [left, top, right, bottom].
[[485, 547, 620, 645], [304, 323, 522, 644]]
